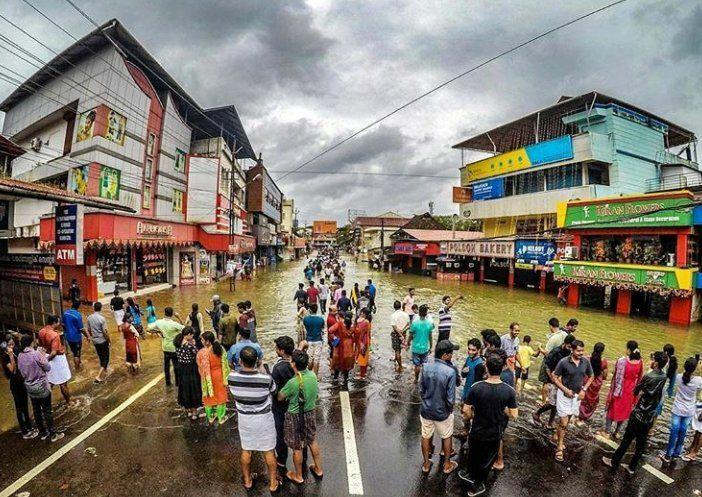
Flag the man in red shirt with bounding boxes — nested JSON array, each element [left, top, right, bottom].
[[37, 315, 72, 405], [306, 281, 320, 313]]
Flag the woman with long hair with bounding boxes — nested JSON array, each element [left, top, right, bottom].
[[296, 303, 309, 344], [602, 340, 643, 439], [354, 308, 372, 380], [125, 297, 144, 336], [328, 314, 356, 386], [145, 298, 157, 326], [196, 331, 230, 425], [119, 312, 141, 373], [174, 327, 202, 420], [662, 357, 702, 462], [579, 342, 607, 422], [185, 303, 204, 349]]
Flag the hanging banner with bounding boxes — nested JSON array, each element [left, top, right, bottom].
[[55, 204, 84, 265], [515, 240, 556, 266], [472, 178, 504, 201], [179, 252, 196, 286], [561, 196, 693, 229], [198, 249, 210, 284]]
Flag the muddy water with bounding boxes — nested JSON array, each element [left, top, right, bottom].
[[2, 257, 701, 447]]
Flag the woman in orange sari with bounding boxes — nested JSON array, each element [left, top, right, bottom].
[[329, 314, 356, 387], [355, 308, 371, 380], [196, 331, 230, 425]]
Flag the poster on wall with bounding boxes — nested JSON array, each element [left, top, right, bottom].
[[179, 252, 196, 286], [68, 165, 89, 195], [175, 148, 186, 172], [198, 249, 210, 284], [99, 165, 121, 200], [76, 109, 96, 142], [105, 110, 127, 145]]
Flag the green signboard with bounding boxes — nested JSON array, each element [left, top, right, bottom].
[[563, 197, 692, 229], [553, 261, 694, 293]]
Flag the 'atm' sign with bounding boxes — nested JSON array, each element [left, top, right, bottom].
[[54, 204, 84, 265]]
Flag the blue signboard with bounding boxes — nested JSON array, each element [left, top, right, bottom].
[[472, 178, 504, 200], [525, 135, 573, 166], [515, 240, 556, 266]]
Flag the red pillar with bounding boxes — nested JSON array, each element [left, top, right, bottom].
[[508, 259, 515, 288], [539, 270, 547, 293], [669, 296, 692, 326], [479, 258, 485, 283], [676, 233, 688, 267], [566, 283, 580, 307], [615, 289, 632, 315], [467, 270, 475, 282], [130, 246, 138, 292], [85, 250, 99, 303]]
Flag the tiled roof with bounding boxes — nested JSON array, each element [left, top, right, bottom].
[[396, 229, 484, 242]]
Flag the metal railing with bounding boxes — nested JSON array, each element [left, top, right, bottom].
[[645, 174, 702, 193]]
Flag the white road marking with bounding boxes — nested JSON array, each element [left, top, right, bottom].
[[340, 390, 364, 495], [595, 434, 674, 484], [0, 374, 164, 497]]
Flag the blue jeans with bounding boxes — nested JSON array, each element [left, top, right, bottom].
[[665, 414, 692, 457]]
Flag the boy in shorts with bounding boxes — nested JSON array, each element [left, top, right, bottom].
[[516, 335, 539, 394]]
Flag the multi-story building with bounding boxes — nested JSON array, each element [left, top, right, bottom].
[[245, 161, 283, 265], [312, 220, 337, 249], [452, 91, 698, 292], [0, 19, 258, 300], [353, 211, 410, 258]]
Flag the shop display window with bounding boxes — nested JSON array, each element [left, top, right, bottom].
[[136, 248, 168, 286], [581, 235, 676, 266]]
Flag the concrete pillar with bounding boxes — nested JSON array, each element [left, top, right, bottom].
[[85, 250, 99, 303], [669, 295, 692, 326], [615, 289, 632, 315], [566, 283, 580, 307], [479, 258, 485, 283], [508, 259, 515, 288], [130, 246, 138, 292], [539, 270, 547, 293], [676, 233, 688, 267]]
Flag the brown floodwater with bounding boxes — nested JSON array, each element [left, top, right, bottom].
[[2, 257, 701, 437]]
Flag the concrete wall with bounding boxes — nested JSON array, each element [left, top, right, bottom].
[[13, 118, 69, 177], [187, 156, 218, 224], [156, 93, 191, 222]]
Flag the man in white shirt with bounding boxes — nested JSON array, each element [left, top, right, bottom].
[[390, 300, 410, 371], [318, 278, 330, 314], [403, 287, 416, 322]]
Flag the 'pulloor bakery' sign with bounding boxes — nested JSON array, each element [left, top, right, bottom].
[[444, 240, 514, 259]]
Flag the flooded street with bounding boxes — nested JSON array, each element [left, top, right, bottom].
[[1, 258, 701, 497]]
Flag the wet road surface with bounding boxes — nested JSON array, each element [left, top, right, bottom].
[[1, 258, 701, 496]]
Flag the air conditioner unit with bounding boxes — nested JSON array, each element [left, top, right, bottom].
[[563, 246, 579, 260], [30, 137, 42, 152]]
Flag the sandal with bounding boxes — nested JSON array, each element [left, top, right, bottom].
[[243, 473, 258, 491], [285, 471, 304, 485], [555, 449, 564, 462], [309, 465, 324, 479], [443, 460, 459, 475]]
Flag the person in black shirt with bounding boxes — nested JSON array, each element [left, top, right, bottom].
[[68, 279, 80, 304], [110, 290, 125, 326], [271, 335, 296, 470], [459, 353, 518, 497], [1, 333, 37, 439], [532, 334, 575, 428], [336, 290, 353, 316], [293, 283, 308, 310], [603, 351, 668, 473]]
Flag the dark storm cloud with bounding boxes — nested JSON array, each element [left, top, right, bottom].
[[2, 0, 702, 223]]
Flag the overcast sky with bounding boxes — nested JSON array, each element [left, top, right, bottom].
[[1, 0, 701, 224]]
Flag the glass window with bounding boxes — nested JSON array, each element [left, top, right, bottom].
[[172, 189, 184, 212], [545, 164, 582, 190], [515, 170, 545, 195], [142, 186, 151, 209], [147, 133, 156, 157], [144, 159, 153, 180], [587, 162, 609, 186], [175, 148, 186, 172]]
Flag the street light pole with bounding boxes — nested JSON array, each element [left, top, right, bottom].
[[228, 165, 261, 294]]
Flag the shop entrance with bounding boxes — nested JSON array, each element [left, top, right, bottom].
[[136, 247, 168, 288], [631, 291, 670, 320], [514, 267, 540, 290], [96, 247, 131, 295], [483, 259, 510, 284], [581, 285, 606, 309]]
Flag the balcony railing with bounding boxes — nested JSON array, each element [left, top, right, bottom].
[[645, 174, 702, 193]]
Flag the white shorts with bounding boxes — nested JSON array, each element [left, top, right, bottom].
[[556, 389, 581, 418], [114, 309, 125, 326], [47, 354, 72, 385], [420, 413, 454, 440], [308, 341, 324, 363], [692, 405, 702, 433]]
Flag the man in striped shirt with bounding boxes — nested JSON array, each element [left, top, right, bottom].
[[228, 346, 279, 492], [438, 295, 463, 342]]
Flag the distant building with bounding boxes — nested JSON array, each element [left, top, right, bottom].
[[246, 160, 284, 264], [312, 220, 337, 249], [353, 211, 410, 258]]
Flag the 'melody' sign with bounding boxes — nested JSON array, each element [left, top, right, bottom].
[[55, 204, 84, 265]]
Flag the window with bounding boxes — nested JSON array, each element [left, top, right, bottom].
[[175, 148, 186, 172], [142, 186, 151, 209], [545, 164, 583, 190], [514, 170, 545, 195], [172, 189, 184, 212], [586, 162, 610, 186], [147, 133, 156, 157], [144, 159, 153, 180]]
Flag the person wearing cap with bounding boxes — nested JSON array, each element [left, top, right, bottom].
[[206, 295, 222, 333], [418, 339, 460, 476]]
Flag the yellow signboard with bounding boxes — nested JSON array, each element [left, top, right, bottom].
[[462, 148, 531, 183]]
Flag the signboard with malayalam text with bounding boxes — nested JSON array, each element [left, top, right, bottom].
[[54, 204, 84, 265], [562, 196, 693, 229], [553, 261, 693, 292]]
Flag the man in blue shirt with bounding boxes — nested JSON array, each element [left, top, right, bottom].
[[366, 279, 377, 313], [419, 339, 459, 476], [228, 328, 263, 370], [336, 290, 353, 316], [302, 303, 325, 377], [62, 300, 87, 370]]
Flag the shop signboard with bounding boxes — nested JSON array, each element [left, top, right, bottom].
[[553, 261, 694, 292], [55, 204, 84, 265], [394, 242, 415, 255], [136, 221, 173, 238], [0, 253, 58, 286], [445, 240, 514, 259], [452, 186, 472, 203], [515, 240, 556, 266], [198, 249, 210, 284], [472, 179, 504, 201], [240, 236, 256, 253], [179, 252, 196, 286], [562, 197, 693, 229]]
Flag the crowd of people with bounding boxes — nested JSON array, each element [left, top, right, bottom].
[[2, 252, 702, 496]]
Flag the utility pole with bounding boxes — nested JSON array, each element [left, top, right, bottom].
[[380, 217, 385, 270], [229, 140, 237, 293]]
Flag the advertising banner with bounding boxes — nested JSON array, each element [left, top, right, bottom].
[[0, 254, 58, 286], [198, 249, 210, 284], [472, 178, 504, 201], [445, 240, 514, 258], [68, 165, 89, 195], [99, 165, 121, 200], [55, 204, 84, 265], [76, 109, 96, 142], [452, 186, 472, 203], [553, 261, 695, 293], [393, 242, 415, 255], [515, 240, 556, 266], [179, 252, 196, 286], [562, 196, 693, 229], [105, 110, 127, 145]]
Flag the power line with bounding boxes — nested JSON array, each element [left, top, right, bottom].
[[269, 170, 456, 179], [274, 0, 629, 183]]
